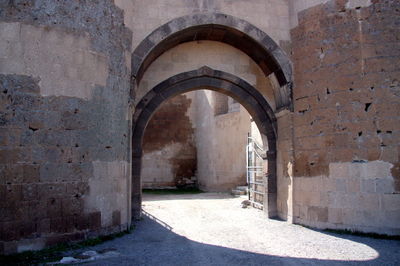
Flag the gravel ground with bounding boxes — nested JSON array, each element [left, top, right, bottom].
[[67, 193, 400, 265]]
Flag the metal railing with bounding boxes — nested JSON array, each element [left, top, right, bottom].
[[246, 133, 265, 208]]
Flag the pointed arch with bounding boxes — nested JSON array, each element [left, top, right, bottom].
[[131, 13, 293, 110], [131, 67, 278, 220]]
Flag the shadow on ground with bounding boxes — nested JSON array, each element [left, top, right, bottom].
[[73, 211, 399, 266], [141, 192, 236, 202]]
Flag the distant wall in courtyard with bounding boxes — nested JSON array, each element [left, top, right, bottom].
[[142, 93, 197, 189], [142, 90, 255, 192], [194, 91, 251, 192]]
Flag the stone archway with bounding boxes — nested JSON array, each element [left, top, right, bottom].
[[131, 13, 293, 111], [131, 67, 278, 220]]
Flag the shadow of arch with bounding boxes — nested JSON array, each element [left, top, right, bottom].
[[131, 67, 278, 220], [131, 12, 293, 110]]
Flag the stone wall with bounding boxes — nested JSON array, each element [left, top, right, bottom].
[[1, 0, 398, 256], [115, 0, 290, 52], [137, 41, 276, 111], [0, 1, 132, 254], [142, 93, 197, 188], [291, 0, 400, 234], [194, 91, 251, 192]]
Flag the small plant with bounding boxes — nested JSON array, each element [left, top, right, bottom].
[[0, 225, 135, 265]]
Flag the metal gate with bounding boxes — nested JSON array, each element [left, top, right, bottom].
[[246, 133, 265, 209]]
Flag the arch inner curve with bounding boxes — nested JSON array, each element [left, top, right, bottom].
[[131, 13, 293, 110], [131, 67, 278, 220]]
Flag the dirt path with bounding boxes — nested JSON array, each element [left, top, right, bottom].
[[68, 193, 400, 265]]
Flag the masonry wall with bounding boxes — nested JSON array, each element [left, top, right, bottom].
[[142, 93, 197, 188], [115, 0, 291, 52], [0, 1, 132, 254], [136, 41, 276, 110], [291, 0, 400, 234], [194, 91, 251, 191], [1, 0, 398, 256]]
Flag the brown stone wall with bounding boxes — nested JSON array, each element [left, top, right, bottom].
[[0, 1, 132, 254], [291, 0, 400, 234], [142, 94, 197, 188]]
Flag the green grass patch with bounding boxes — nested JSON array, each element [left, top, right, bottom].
[[0, 225, 135, 265], [142, 188, 203, 194]]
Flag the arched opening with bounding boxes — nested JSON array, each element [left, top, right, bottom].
[[131, 68, 277, 219], [131, 13, 293, 111], [130, 13, 294, 223], [141, 89, 262, 192]]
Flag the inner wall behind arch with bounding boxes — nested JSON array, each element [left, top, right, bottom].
[[141, 90, 265, 192], [137, 41, 277, 111]]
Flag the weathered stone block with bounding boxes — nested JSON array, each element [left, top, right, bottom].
[[112, 210, 121, 226], [62, 197, 83, 216], [361, 161, 393, 179], [375, 178, 394, 194], [381, 194, 400, 211], [308, 206, 328, 223], [46, 197, 62, 217], [22, 164, 40, 183], [22, 184, 38, 201], [89, 212, 102, 230], [346, 179, 360, 193], [336, 179, 347, 192], [361, 179, 375, 193], [328, 208, 343, 224], [358, 193, 380, 210]]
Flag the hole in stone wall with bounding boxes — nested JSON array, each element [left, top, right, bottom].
[[298, 109, 308, 114], [28, 125, 38, 132], [358, 131, 362, 137], [377, 130, 382, 134], [386, 131, 392, 134], [364, 103, 372, 112], [390, 80, 399, 87], [370, 86, 375, 90], [326, 88, 331, 95], [352, 159, 367, 163]]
